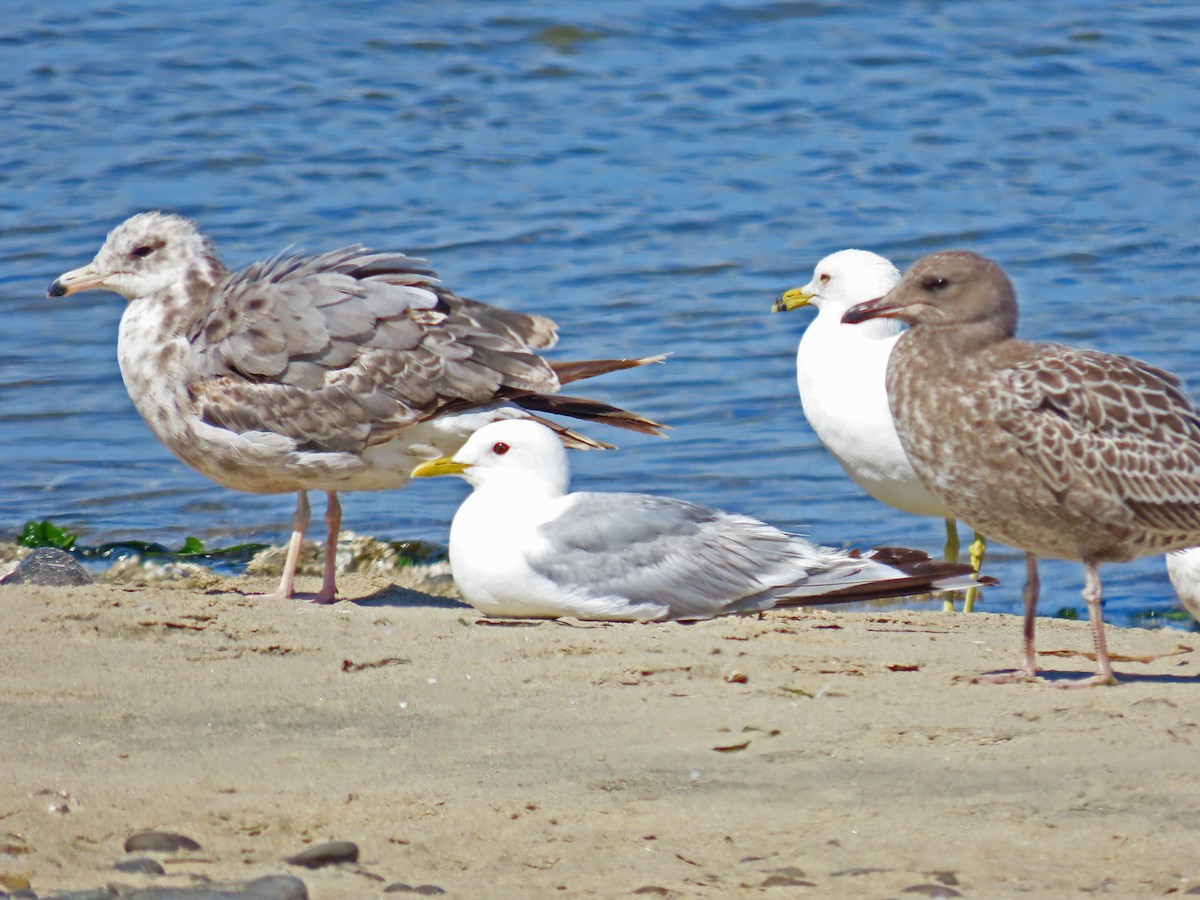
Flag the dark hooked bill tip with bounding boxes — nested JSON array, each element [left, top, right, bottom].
[[840, 297, 892, 325], [46, 279, 67, 298]]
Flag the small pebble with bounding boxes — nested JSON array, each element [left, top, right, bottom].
[[761, 873, 815, 887], [123, 831, 203, 853], [383, 885, 446, 896], [232, 875, 309, 900], [1, 548, 91, 587], [283, 841, 359, 869], [902, 884, 963, 898], [115, 857, 165, 875], [763, 866, 807, 879]]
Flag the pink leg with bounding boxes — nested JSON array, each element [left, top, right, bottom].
[[312, 491, 342, 604], [262, 492, 310, 600], [1058, 560, 1117, 688], [974, 551, 1040, 684]]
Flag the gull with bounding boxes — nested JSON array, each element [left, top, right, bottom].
[[773, 249, 987, 610], [843, 250, 1200, 686], [1166, 548, 1200, 624], [411, 419, 985, 621], [48, 212, 664, 603]]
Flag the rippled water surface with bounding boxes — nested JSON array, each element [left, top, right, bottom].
[[4, 1, 1200, 627]]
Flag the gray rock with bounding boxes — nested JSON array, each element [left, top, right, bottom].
[[902, 885, 963, 898], [283, 841, 358, 869], [234, 876, 308, 900], [383, 886, 446, 896], [45, 875, 307, 899], [115, 857, 165, 875], [123, 831, 202, 853], [1, 548, 91, 587]]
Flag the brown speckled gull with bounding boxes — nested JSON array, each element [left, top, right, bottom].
[[48, 212, 665, 604], [842, 249, 1200, 686]]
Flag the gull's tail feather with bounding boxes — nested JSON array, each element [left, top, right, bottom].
[[520, 415, 616, 451], [497, 354, 667, 446], [514, 392, 666, 438], [550, 355, 667, 385], [776, 547, 993, 607]]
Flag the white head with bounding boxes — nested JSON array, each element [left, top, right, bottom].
[[775, 249, 902, 316], [47, 211, 224, 302], [412, 419, 572, 497]]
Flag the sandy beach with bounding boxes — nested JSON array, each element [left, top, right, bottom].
[[2, 568, 1199, 899]]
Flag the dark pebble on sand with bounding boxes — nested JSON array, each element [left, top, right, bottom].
[[225, 875, 308, 900], [760, 866, 809, 886], [115, 857, 165, 875], [283, 841, 359, 869], [123, 831, 203, 853], [902, 885, 963, 898], [382, 885, 446, 896], [1, 549, 91, 587]]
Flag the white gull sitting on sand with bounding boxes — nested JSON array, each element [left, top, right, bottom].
[[411, 419, 985, 621]]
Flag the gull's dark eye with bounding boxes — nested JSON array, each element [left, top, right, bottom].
[[819, 273, 830, 284], [922, 276, 948, 291], [130, 238, 165, 260], [492, 442, 510, 456]]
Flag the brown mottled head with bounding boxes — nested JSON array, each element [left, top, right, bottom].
[[47, 211, 227, 303], [841, 250, 1018, 338]]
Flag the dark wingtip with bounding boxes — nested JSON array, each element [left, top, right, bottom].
[[47, 279, 67, 298]]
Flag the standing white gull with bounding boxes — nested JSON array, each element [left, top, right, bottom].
[[843, 250, 1200, 686], [411, 420, 985, 621], [773, 249, 987, 610], [48, 212, 665, 603]]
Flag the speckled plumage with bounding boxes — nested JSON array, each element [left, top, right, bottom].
[[49, 212, 664, 602], [842, 250, 1200, 685]]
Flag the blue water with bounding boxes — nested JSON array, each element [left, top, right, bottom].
[[3, 0, 1200, 627]]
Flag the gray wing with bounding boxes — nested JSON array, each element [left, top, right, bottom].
[[995, 345, 1200, 535], [186, 247, 562, 453], [526, 492, 818, 619]]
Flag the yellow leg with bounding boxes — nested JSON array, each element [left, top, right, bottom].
[[942, 518, 961, 612], [962, 532, 987, 613]]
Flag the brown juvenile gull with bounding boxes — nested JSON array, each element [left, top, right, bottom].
[[48, 212, 665, 603], [842, 250, 1200, 686]]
